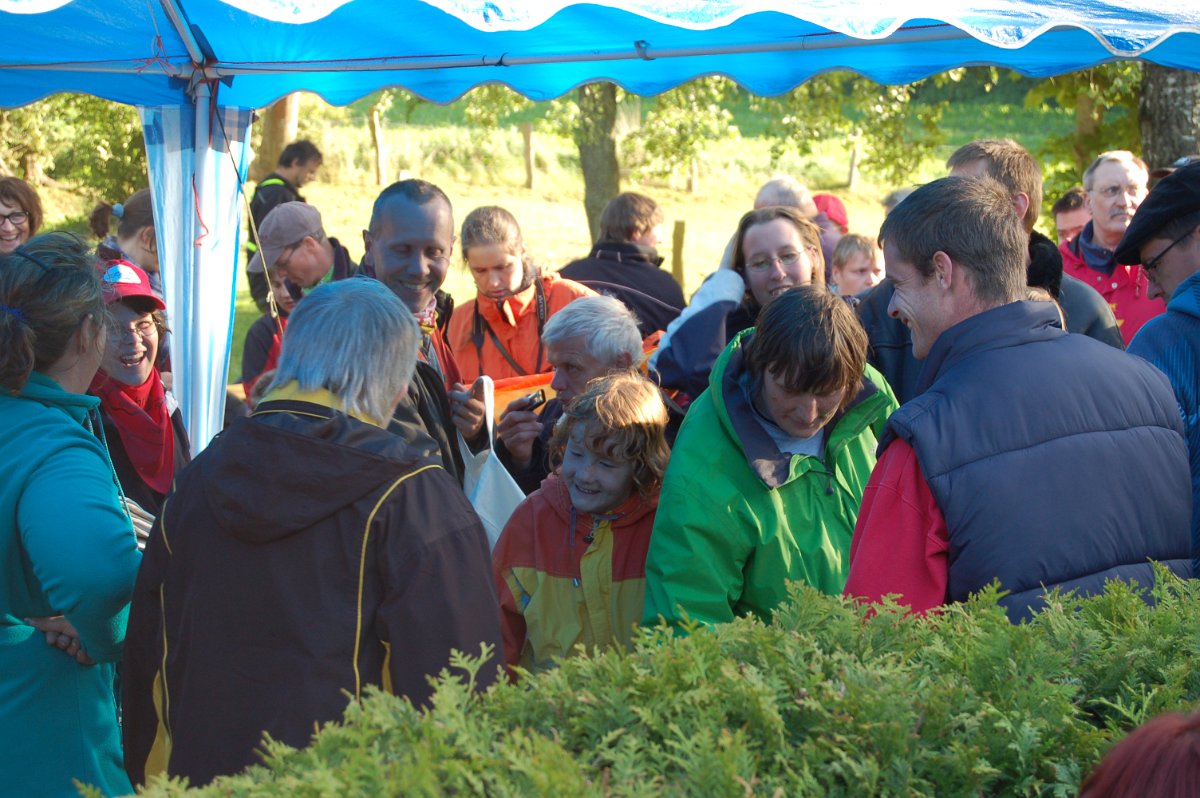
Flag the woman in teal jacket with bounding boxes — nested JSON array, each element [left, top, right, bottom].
[[644, 286, 896, 627], [0, 234, 141, 797]]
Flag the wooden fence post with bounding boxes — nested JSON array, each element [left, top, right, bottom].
[[521, 122, 534, 190], [672, 219, 686, 289]]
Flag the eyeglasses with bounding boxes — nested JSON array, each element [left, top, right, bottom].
[[0, 211, 29, 227], [1142, 229, 1194, 274], [274, 243, 301, 274], [746, 250, 803, 273], [108, 319, 158, 342], [1090, 183, 1146, 200]]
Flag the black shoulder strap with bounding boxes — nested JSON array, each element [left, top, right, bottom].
[[472, 279, 549, 376]]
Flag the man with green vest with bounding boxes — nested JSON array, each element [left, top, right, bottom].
[[246, 140, 322, 311]]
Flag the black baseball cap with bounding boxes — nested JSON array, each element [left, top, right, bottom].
[[1115, 161, 1200, 265]]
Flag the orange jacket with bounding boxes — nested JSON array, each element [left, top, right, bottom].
[[448, 273, 595, 381], [492, 472, 659, 671]]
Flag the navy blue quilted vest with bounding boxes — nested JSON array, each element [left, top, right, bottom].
[[881, 301, 1192, 621]]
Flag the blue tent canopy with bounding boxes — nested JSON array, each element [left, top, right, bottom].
[[2, 0, 1199, 449], [4, 1, 1200, 108]]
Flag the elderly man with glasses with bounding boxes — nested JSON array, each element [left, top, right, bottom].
[[1120, 161, 1200, 573], [1059, 150, 1164, 344]]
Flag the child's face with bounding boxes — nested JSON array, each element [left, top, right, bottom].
[[833, 250, 882, 296], [466, 243, 524, 300], [268, 269, 297, 315], [560, 425, 636, 516]]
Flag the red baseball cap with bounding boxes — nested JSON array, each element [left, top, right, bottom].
[[813, 193, 849, 231], [100, 260, 165, 310]]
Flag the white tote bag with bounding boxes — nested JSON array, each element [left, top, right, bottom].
[[457, 375, 527, 550]]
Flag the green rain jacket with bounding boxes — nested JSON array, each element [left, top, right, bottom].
[[643, 328, 897, 627]]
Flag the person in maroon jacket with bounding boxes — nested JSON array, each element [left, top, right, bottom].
[[122, 278, 503, 788]]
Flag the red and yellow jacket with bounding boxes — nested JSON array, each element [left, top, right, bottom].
[[493, 472, 658, 671], [448, 273, 595, 381]]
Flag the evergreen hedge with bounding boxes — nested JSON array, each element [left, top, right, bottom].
[[129, 572, 1200, 797]]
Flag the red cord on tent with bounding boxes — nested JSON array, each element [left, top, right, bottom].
[[191, 173, 210, 247], [134, 34, 173, 74]]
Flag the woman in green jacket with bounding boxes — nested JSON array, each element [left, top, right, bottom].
[[0, 234, 141, 797], [644, 285, 896, 627]]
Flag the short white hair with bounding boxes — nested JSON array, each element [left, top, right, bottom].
[[542, 295, 643, 369], [272, 278, 419, 425], [755, 176, 817, 216]]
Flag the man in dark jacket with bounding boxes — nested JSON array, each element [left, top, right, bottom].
[[1118, 161, 1200, 571], [246, 140, 322, 311], [122, 279, 502, 788], [859, 138, 1124, 403], [560, 191, 685, 337], [844, 175, 1192, 622]]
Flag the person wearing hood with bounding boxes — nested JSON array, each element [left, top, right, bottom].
[[644, 286, 897, 628], [91, 260, 190, 527], [447, 205, 594, 382], [0, 233, 141, 798], [494, 371, 670, 671], [121, 278, 502, 788], [1120, 160, 1200, 571]]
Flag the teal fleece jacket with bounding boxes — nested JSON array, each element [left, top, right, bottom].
[[643, 329, 897, 627], [0, 372, 140, 797]]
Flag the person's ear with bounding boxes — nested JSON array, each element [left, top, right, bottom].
[[140, 226, 157, 254], [1011, 192, 1030, 225], [362, 229, 373, 254], [612, 352, 633, 371], [931, 251, 955, 290]]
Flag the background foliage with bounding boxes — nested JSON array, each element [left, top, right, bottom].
[[128, 572, 1200, 797]]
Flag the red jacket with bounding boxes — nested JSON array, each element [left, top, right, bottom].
[[493, 473, 658, 671], [1059, 229, 1162, 345]]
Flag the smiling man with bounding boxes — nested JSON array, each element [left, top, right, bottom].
[[1119, 161, 1200, 571], [844, 175, 1192, 621], [1060, 150, 1163, 343], [364, 179, 489, 484]]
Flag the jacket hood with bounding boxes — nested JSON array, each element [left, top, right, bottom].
[[708, 329, 892, 488], [20, 371, 101, 423], [538, 471, 659, 534], [194, 400, 430, 543], [1167, 270, 1200, 319]]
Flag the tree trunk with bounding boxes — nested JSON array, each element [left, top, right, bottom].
[[1073, 91, 1101, 177], [369, 101, 387, 186], [1139, 64, 1200, 172], [250, 94, 300, 182], [574, 83, 621, 244]]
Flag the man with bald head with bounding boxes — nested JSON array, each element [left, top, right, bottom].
[[363, 179, 488, 483]]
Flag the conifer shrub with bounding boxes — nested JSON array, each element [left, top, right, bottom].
[[131, 570, 1200, 797]]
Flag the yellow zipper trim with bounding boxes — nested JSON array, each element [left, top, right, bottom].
[[353, 464, 441, 700]]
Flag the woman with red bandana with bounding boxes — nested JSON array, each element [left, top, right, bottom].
[[90, 260, 190, 532]]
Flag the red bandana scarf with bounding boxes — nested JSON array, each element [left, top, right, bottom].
[[90, 371, 174, 495]]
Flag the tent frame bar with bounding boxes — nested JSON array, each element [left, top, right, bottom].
[[0, 23, 982, 79]]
